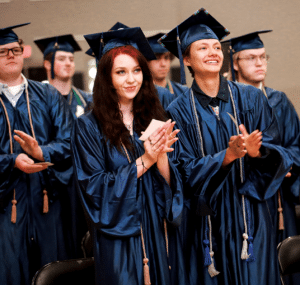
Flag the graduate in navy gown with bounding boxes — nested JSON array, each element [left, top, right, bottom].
[[34, 34, 92, 117], [146, 31, 189, 97], [223, 30, 300, 284], [159, 8, 293, 285], [71, 27, 187, 285], [0, 23, 75, 285]]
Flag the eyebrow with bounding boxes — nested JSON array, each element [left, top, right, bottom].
[[114, 65, 140, 70]]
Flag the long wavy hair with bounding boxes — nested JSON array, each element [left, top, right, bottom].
[[92, 45, 167, 152]]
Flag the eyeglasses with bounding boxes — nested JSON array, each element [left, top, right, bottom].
[[237, 54, 270, 64], [0, 47, 24, 57]]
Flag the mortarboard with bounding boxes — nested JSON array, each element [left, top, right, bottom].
[[0, 23, 30, 46], [85, 22, 129, 58], [145, 31, 170, 55], [34, 34, 81, 79], [158, 8, 230, 84], [221, 30, 272, 81], [84, 27, 156, 62]]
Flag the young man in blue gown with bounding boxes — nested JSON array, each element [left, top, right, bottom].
[[159, 8, 293, 285], [223, 31, 300, 285], [0, 23, 76, 285]]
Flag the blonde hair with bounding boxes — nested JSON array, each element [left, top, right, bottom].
[[227, 51, 240, 81]]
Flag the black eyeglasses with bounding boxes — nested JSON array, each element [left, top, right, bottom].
[[0, 47, 24, 57]]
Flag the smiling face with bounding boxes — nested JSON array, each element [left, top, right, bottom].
[[111, 53, 143, 104], [234, 47, 267, 86], [183, 39, 223, 77], [0, 41, 24, 83]]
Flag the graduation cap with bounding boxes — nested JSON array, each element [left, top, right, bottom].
[[85, 22, 129, 58], [221, 30, 272, 81], [0, 23, 30, 46], [84, 26, 156, 62], [158, 8, 230, 84], [34, 34, 81, 79], [145, 31, 170, 55]]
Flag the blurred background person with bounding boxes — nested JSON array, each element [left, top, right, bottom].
[[35, 34, 92, 117], [146, 31, 188, 97]]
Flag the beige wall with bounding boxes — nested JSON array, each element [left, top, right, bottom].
[[1, 0, 300, 112]]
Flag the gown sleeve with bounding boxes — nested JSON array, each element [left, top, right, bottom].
[[235, 85, 293, 201], [71, 115, 141, 237]]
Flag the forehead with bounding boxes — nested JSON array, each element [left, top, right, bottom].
[[239, 47, 266, 56], [113, 53, 139, 67], [191, 38, 220, 47], [0, 41, 20, 49], [55, 51, 74, 58]]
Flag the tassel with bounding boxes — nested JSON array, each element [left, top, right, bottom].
[[278, 208, 284, 230], [43, 189, 49, 214], [278, 191, 284, 230], [229, 44, 236, 82], [11, 198, 17, 223], [246, 236, 256, 262], [143, 258, 151, 285], [241, 233, 250, 260], [203, 239, 211, 266], [176, 27, 186, 85], [208, 252, 220, 277]]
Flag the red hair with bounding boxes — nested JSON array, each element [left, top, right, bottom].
[[92, 45, 166, 152]]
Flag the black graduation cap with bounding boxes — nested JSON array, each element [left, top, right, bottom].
[[85, 22, 129, 58], [145, 31, 169, 54], [158, 8, 230, 84], [84, 27, 156, 61], [0, 23, 30, 45], [34, 34, 81, 79], [34, 34, 81, 58], [221, 30, 272, 81], [222, 30, 272, 53]]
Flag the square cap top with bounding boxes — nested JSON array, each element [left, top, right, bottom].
[[159, 8, 229, 58], [221, 30, 272, 53], [0, 23, 30, 46], [34, 34, 81, 58]]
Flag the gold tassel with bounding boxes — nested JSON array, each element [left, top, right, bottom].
[[278, 191, 284, 230], [208, 252, 220, 277], [143, 258, 151, 285], [43, 189, 49, 214], [11, 198, 17, 224], [241, 233, 250, 260]]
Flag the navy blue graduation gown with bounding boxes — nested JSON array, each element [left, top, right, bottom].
[[155, 84, 177, 109], [167, 80, 293, 285], [0, 80, 75, 285], [265, 87, 300, 285], [170, 81, 189, 98], [64, 88, 93, 117], [71, 111, 187, 285]]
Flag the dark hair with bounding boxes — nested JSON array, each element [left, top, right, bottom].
[[44, 52, 53, 62], [92, 45, 167, 152], [154, 52, 175, 61], [183, 45, 195, 78], [18, 39, 24, 48]]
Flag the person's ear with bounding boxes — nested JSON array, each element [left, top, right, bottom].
[[44, 60, 51, 72], [183, 55, 191, 67]]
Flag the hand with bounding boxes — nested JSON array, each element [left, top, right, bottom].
[[239, 124, 262, 158], [14, 153, 48, 174], [14, 130, 44, 161], [143, 123, 168, 164], [165, 121, 180, 150], [285, 167, 292, 178]]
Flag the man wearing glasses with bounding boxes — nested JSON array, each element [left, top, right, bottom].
[[0, 23, 76, 285], [223, 31, 300, 285]]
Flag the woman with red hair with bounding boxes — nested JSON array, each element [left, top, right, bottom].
[[71, 27, 187, 285]]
